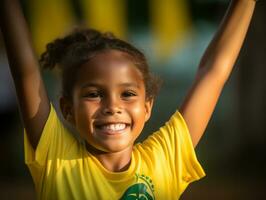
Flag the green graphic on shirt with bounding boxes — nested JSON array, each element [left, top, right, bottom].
[[119, 174, 155, 200], [119, 183, 153, 200]]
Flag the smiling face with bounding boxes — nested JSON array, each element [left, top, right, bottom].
[[61, 50, 153, 153]]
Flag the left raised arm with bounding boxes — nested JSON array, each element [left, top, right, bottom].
[[179, 0, 257, 147]]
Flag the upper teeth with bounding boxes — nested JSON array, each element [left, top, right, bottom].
[[100, 123, 126, 131]]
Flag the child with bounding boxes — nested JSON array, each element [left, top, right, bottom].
[[0, 0, 257, 199]]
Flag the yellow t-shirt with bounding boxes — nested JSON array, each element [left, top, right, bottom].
[[24, 105, 205, 200]]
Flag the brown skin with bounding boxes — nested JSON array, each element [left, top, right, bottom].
[[180, 0, 256, 147], [60, 50, 153, 171], [0, 0, 50, 149], [0, 0, 256, 171]]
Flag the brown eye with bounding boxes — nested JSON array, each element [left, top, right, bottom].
[[122, 91, 137, 98], [84, 91, 102, 98]]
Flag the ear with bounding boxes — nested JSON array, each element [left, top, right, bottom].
[[60, 97, 75, 125], [144, 98, 154, 122]]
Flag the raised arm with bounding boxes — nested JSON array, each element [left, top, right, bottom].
[[179, 0, 257, 147], [0, 0, 50, 149]]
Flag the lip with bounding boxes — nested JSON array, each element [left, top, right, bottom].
[[94, 122, 131, 136]]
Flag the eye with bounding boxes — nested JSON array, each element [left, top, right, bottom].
[[121, 90, 137, 98], [83, 91, 102, 99]]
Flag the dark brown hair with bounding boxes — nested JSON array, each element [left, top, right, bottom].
[[39, 28, 161, 101]]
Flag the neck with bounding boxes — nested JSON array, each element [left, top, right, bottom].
[[86, 144, 133, 172]]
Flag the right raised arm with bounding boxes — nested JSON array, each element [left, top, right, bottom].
[[0, 0, 50, 149]]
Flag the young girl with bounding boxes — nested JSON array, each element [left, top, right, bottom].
[[0, 0, 257, 199]]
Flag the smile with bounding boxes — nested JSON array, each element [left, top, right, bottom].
[[95, 123, 129, 135], [99, 123, 126, 131]]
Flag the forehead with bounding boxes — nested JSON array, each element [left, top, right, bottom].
[[75, 50, 144, 87]]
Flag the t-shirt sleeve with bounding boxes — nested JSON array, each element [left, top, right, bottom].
[[141, 110, 205, 195], [24, 104, 77, 185]]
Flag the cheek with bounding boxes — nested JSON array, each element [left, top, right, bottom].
[[131, 105, 145, 116], [75, 99, 98, 115], [73, 101, 98, 133], [129, 102, 147, 125]]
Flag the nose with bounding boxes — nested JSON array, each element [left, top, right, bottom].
[[101, 95, 122, 115]]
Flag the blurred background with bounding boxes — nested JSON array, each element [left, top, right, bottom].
[[0, 0, 265, 199]]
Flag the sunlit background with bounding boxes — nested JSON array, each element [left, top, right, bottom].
[[0, 0, 265, 199]]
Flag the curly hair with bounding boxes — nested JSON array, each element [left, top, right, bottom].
[[39, 28, 161, 101]]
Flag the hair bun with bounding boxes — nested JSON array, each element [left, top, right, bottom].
[[39, 28, 109, 70]]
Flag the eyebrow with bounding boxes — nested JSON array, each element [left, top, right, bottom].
[[81, 82, 140, 89]]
